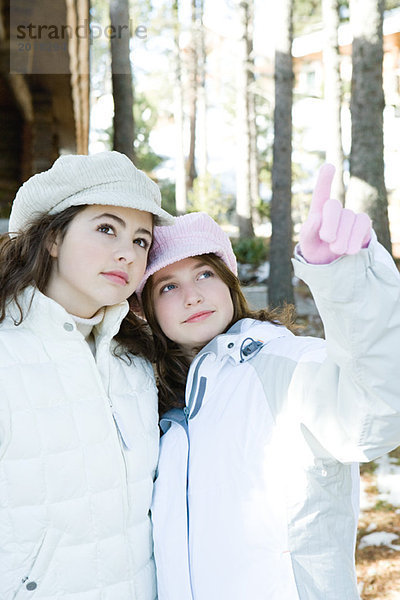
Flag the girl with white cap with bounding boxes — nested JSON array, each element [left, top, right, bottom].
[[0, 151, 173, 600], [137, 165, 400, 600]]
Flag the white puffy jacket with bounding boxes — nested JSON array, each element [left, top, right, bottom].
[[0, 287, 159, 599], [151, 239, 400, 600]]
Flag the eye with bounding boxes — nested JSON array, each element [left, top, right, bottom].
[[198, 270, 214, 280], [97, 223, 115, 235], [160, 283, 177, 294], [134, 238, 150, 250]]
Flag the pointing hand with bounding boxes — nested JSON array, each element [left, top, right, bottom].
[[299, 164, 372, 265]]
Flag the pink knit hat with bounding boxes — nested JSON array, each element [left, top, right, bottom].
[[136, 212, 237, 300]]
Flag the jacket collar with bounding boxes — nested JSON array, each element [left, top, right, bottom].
[[6, 286, 129, 345], [181, 319, 292, 420], [194, 318, 292, 366]]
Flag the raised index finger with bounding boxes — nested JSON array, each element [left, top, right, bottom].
[[309, 163, 336, 215]]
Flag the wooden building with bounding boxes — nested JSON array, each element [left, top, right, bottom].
[[0, 0, 90, 216]]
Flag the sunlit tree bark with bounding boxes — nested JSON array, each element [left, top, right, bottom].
[[196, 0, 208, 205], [236, 0, 255, 238], [172, 0, 187, 214], [322, 0, 345, 203]]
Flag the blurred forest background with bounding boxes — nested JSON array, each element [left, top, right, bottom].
[[2, 0, 400, 309], [2, 1, 400, 596]]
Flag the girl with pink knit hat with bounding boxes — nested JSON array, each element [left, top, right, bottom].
[[137, 164, 400, 600]]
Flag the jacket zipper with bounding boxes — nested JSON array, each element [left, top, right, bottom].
[[183, 353, 210, 599], [90, 338, 135, 585], [81, 338, 130, 502]]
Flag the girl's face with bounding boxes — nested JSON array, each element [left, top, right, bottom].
[[45, 205, 153, 317], [152, 256, 234, 357]]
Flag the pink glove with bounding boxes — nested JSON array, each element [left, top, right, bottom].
[[299, 163, 372, 265]]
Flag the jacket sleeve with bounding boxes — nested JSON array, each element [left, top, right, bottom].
[[291, 234, 400, 463]]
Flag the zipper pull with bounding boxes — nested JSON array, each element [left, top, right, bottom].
[[183, 406, 190, 422]]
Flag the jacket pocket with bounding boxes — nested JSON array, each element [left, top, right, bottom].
[[13, 529, 62, 599], [308, 458, 342, 481]]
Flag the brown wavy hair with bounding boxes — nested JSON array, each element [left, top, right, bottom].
[[0, 205, 154, 361], [141, 253, 295, 416]]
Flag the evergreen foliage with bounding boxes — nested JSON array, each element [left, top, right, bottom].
[[231, 237, 269, 266]]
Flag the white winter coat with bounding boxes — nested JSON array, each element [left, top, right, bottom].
[[151, 238, 400, 600], [0, 287, 159, 599]]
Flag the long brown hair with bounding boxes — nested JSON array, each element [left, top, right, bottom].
[[141, 253, 295, 416], [0, 205, 154, 361]]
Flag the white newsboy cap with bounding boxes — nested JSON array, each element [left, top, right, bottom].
[[9, 151, 174, 234]]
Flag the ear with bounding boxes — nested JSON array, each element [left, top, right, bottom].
[[47, 234, 60, 258]]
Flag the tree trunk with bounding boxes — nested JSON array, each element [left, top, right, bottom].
[[235, 0, 255, 238], [187, 0, 198, 191], [322, 0, 345, 204], [249, 56, 259, 225], [347, 0, 391, 252], [110, 0, 135, 162], [269, 0, 294, 307], [173, 0, 187, 215], [196, 0, 208, 206]]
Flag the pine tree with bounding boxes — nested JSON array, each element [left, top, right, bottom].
[[347, 0, 391, 252], [110, 0, 135, 162], [269, 0, 295, 307]]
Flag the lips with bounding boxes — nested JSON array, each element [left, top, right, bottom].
[[102, 270, 129, 286], [184, 310, 214, 324]]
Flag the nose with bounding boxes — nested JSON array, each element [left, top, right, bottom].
[[114, 239, 136, 264], [183, 284, 204, 307]]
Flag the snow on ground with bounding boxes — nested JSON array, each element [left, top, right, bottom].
[[358, 451, 400, 554], [358, 531, 400, 551], [360, 476, 377, 511], [375, 453, 400, 506]]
